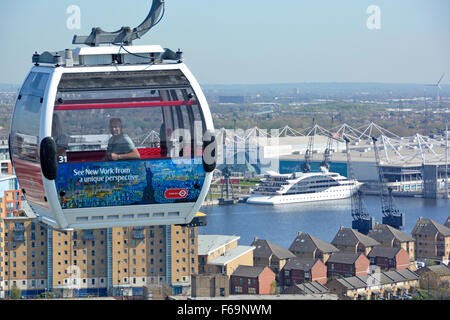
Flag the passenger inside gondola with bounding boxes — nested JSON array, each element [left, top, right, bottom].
[[106, 117, 141, 161]]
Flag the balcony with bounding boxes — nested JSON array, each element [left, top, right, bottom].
[[14, 224, 25, 232], [13, 233, 25, 242], [82, 231, 95, 241], [133, 231, 145, 240]]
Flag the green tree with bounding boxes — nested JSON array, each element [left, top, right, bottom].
[[270, 280, 280, 295], [10, 283, 21, 299]]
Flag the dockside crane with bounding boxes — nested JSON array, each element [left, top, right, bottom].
[[372, 137, 405, 230], [344, 136, 375, 234], [321, 116, 334, 170], [302, 119, 315, 173]]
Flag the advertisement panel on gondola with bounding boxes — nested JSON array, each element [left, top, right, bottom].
[[55, 158, 205, 209]]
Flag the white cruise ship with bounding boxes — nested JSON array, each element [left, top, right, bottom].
[[247, 167, 362, 205]]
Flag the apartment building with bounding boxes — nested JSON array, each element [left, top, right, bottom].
[[0, 212, 198, 298], [411, 217, 450, 265], [197, 234, 254, 276], [331, 227, 381, 256], [368, 224, 415, 263]]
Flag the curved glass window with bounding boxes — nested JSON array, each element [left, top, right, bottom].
[[11, 72, 49, 162], [53, 70, 205, 163], [52, 70, 207, 209]]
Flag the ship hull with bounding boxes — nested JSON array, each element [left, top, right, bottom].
[[246, 184, 361, 205]]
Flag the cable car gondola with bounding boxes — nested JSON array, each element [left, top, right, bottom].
[[9, 1, 216, 230]]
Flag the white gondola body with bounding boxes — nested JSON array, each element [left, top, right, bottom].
[[10, 46, 215, 230]]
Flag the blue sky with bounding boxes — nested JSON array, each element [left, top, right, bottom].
[[0, 0, 449, 85]]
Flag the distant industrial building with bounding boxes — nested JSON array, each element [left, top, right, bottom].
[[215, 124, 449, 198], [218, 96, 245, 104]]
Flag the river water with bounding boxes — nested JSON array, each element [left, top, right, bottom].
[[199, 196, 449, 249]]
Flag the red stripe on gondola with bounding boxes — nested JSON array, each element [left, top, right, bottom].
[[61, 96, 163, 105], [54, 100, 199, 110]]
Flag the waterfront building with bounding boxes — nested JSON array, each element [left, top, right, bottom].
[[415, 265, 450, 285], [0, 211, 198, 298], [197, 234, 254, 276], [191, 273, 229, 298], [331, 227, 381, 256], [326, 268, 419, 300], [288, 231, 339, 263], [411, 217, 450, 265], [280, 257, 327, 289], [230, 265, 276, 295], [368, 224, 415, 263], [326, 252, 370, 279], [251, 238, 295, 276], [367, 247, 410, 271]]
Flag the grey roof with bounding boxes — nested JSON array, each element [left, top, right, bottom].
[[387, 269, 419, 281], [251, 238, 295, 260], [327, 252, 367, 265], [335, 276, 367, 289], [383, 269, 418, 282], [294, 281, 330, 294], [444, 216, 450, 229], [333, 269, 418, 290], [368, 224, 413, 243], [367, 246, 404, 259], [332, 227, 381, 248], [231, 265, 268, 278], [282, 257, 319, 272], [412, 218, 450, 237], [198, 235, 240, 255], [289, 232, 339, 254], [208, 245, 255, 266], [417, 265, 450, 277]]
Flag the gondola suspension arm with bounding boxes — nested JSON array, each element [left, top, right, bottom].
[[72, 0, 165, 46]]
